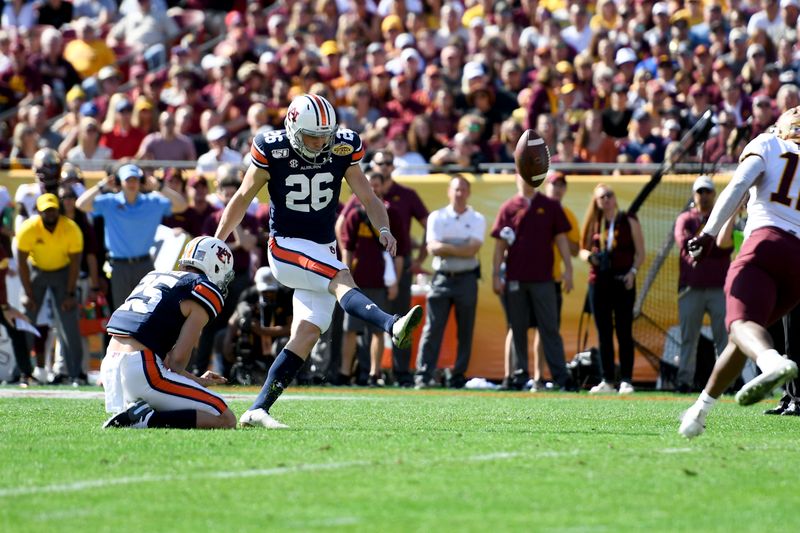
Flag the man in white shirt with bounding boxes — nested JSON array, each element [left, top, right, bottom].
[[561, 4, 593, 54], [414, 176, 485, 389], [196, 126, 243, 176]]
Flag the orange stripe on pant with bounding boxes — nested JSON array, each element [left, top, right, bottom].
[[142, 351, 227, 414], [269, 238, 339, 279]]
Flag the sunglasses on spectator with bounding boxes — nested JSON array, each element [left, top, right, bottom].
[[374, 160, 393, 166], [597, 192, 615, 200], [696, 188, 714, 194]]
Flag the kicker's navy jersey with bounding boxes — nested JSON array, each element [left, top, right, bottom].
[[249, 128, 365, 244], [106, 271, 224, 357]]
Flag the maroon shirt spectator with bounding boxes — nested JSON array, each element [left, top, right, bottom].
[[0, 43, 43, 110], [99, 99, 146, 159], [29, 28, 80, 101], [385, 74, 426, 129], [182, 175, 218, 238], [136, 111, 197, 161], [585, 211, 638, 284], [491, 193, 571, 282], [340, 199, 402, 288], [675, 207, 732, 290], [379, 180, 426, 259]]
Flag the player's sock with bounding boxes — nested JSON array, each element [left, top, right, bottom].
[[756, 349, 785, 373], [250, 349, 305, 412], [146, 410, 197, 429], [693, 390, 717, 413], [339, 288, 395, 333]]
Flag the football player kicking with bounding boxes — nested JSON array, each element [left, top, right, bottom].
[[215, 93, 423, 429], [679, 106, 800, 438], [100, 237, 237, 429]]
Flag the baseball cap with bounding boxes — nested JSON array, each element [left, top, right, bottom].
[[207, 125, 228, 142], [747, 44, 766, 60], [546, 170, 566, 184], [118, 164, 144, 182], [115, 98, 133, 113], [367, 42, 384, 55], [98, 65, 120, 82], [255, 267, 280, 292], [66, 85, 86, 103], [381, 14, 403, 33], [79, 101, 99, 117], [320, 40, 340, 56], [632, 108, 651, 122], [36, 193, 59, 212], [664, 119, 681, 131], [615, 47, 637, 66], [692, 175, 715, 193], [652, 2, 669, 16], [462, 61, 486, 81], [729, 27, 747, 43], [394, 32, 415, 50]]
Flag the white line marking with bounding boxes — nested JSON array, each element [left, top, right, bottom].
[[0, 452, 524, 498], [659, 447, 694, 454], [0, 389, 374, 402]]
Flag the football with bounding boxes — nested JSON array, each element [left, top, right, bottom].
[[514, 129, 550, 188]]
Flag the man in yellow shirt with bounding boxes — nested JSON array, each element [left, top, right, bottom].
[[63, 18, 116, 79], [532, 171, 580, 391], [16, 194, 84, 386]]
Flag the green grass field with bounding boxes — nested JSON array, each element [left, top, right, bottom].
[[0, 387, 796, 532]]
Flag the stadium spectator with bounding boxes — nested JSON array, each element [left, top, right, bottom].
[[107, 0, 180, 66], [579, 184, 645, 395], [233, 103, 272, 156], [99, 98, 146, 160], [136, 111, 197, 162], [73, 0, 116, 25], [76, 164, 187, 309], [63, 18, 116, 80], [430, 131, 486, 168], [1, 0, 37, 30], [94, 66, 124, 119], [492, 175, 575, 392], [64, 117, 112, 171], [16, 193, 84, 386], [0, 239, 34, 387], [415, 176, 485, 390], [407, 115, 444, 162], [28, 104, 63, 149], [8, 123, 39, 170], [197, 126, 243, 175], [750, 94, 778, 138], [337, 171, 401, 387], [32, 27, 80, 103], [386, 124, 429, 175], [182, 174, 217, 238], [618, 109, 666, 163], [131, 96, 156, 134], [160, 169, 192, 233], [0, 40, 42, 110], [37, 0, 74, 28], [674, 176, 734, 393], [776, 83, 800, 113], [53, 86, 87, 136], [337, 83, 381, 135]]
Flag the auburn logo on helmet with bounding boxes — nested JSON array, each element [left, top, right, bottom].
[[216, 246, 232, 264], [287, 107, 299, 122]]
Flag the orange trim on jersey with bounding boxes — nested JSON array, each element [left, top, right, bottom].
[[310, 94, 328, 126], [193, 284, 223, 315], [351, 147, 365, 162], [142, 350, 227, 414], [250, 144, 270, 167], [269, 238, 339, 279]]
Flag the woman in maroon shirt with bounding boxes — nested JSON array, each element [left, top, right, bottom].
[[579, 184, 645, 395]]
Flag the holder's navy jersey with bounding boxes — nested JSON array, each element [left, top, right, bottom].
[[106, 271, 224, 356], [249, 128, 364, 243]]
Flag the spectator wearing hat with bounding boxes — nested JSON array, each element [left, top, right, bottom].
[[76, 163, 187, 309], [182, 174, 217, 238], [99, 97, 146, 159], [722, 27, 749, 74], [92, 65, 122, 118], [65, 117, 112, 171], [266, 13, 289, 51], [619, 109, 666, 163], [63, 18, 116, 80], [31, 27, 80, 102], [318, 40, 342, 82], [385, 75, 426, 130], [615, 47, 638, 85], [683, 83, 712, 127], [137, 110, 197, 162], [744, 44, 769, 93], [53, 85, 88, 136], [197, 126, 243, 175], [674, 175, 734, 392], [132, 96, 156, 134], [16, 193, 84, 386], [499, 59, 526, 96]]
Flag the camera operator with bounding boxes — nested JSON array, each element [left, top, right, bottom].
[[221, 267, 293, 385]]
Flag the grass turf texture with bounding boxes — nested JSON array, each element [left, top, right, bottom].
[[0, 387, 795, 532]]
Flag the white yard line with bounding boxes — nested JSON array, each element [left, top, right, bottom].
[[0, 452, 524, 498]]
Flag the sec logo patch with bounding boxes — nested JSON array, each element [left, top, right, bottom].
[[331, 143, 354, 156]]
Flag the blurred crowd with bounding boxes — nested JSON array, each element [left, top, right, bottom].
[[0, 0, 796, 389], [3, 0, 799, 174]]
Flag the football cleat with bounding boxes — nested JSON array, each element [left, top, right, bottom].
[[239, 408, 288, 429], [763, 393, 792, 415], [679, 407, 707, 439], [103, 400, 153, 429], [391, 305, 423, 350], [781, 398, 800, 416], [589, 380, 616, 394], [735, 361, 798, 406], [618, 381, 635, 395]]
